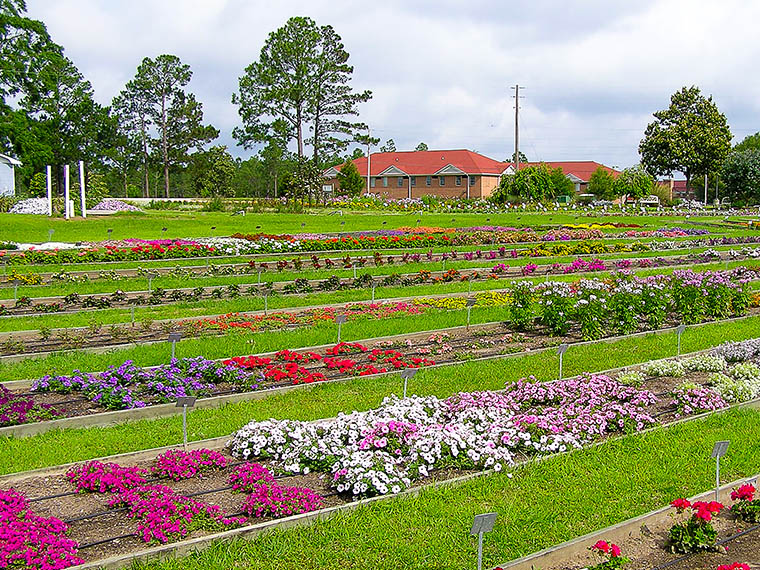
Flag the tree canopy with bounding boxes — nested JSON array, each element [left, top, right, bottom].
[[612, 165, 653, 199], [639, 86, 732, 187], [721, 149, 760, 205], [492, 163, 569, 203], [233, 16, 370, 166], [588, 167, 616, 200], [336, 160, 364, 197]]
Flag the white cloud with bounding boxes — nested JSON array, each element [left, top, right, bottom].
[[24, 0, 760, 168]]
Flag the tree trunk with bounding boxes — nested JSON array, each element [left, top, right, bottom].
[[274, 172, 278, 198], [162, 92, 170, 198], [141, 118, 149, 198], [296, 106, 303, 158]]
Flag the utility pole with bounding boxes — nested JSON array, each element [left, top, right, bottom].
[[512, 85, 523, 170], [366, 126, 372, 195]]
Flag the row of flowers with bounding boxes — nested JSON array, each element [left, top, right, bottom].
[[228, 337, 760, 500], [23, 342, 437, 418], [0, 448, 326, 568], [0, 241, 218, 265]]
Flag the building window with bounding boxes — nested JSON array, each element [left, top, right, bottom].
[[469, 176, 476, 186], [370, 177, 376, 188], [397, 177, 404, 188], [455, 176, 462, 186], [439, 176, 445, 187], [382, 177, 388, 187], [411, 177, 417, 187], [426, 176, 431, 186]]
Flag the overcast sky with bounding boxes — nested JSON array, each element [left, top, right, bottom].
[[25, 0, 760, 169]]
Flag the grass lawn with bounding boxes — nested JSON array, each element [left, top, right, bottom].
[[2, 315, 757, 475], [129, 409, 760, 570], [0, 210, 747, 243]]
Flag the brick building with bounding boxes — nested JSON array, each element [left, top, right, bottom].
[[323, 150, 619, 200]]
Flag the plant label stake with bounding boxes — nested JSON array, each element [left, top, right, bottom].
[[466, 297, 477, 330], [130, 305, 135, 325], [264, 294, 268, 315], [557, 343, 569, 380], [335, 314, 347, 343], [442, 259, 446, 271], [371, 285, 376, 303], [148, 271, 158, 293], [13, 278, 18, 302], [353, 266, 357, 279], [676, 324, 686, 356], [107, 228, 113, 238], [471, 512, 497, 570], [176, 396, 196, 451], [401, 368, 417, 399], [48, 229, 54, 242], [168, 332, 181, 360], [257, 267, 262, 285], [711, 440, 730, 501]]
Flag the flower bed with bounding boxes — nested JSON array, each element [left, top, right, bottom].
[[89, 199, 141, 213], [0, 242, 219, 265], [2, 449, 327, 566]]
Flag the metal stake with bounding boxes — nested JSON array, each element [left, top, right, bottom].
[[264, 294, 268, 315], [353, 266, 357, 279], [130, 305, 135, 325], [471, 513, 497, 570], [371, 285, 376, 303], [712, 441, 730, 501], [676, 324, 686, 356], [466, 297, 476, 330], [176, 397, 196, 452], [557, 343, 569, 381]]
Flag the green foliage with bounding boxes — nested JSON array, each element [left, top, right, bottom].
[[493, 163, 556, 202], [233, 16, 371, 163], [613, 165, 653, 199], [414, 142, 428, 151], [380, 139, 396, 153], [336, 160, 364, 197], [721, 149, 760, 205], [668, 516, 718, 554], [550, 166, 574, 197], [27, 172, 46, 197], [588, 167, 616, 199], [733, 132, 760, 153], [639, 86, 732, 186], [201, 195, 226, 212], [191, 145, 236, 197]]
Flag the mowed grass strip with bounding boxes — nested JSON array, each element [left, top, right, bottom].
[[1, 317, 757, 474], [128, 408, 760, 570], [0, 210, 739, 243]]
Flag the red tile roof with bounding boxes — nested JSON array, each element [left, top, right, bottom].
[[334, 150, 509, 177], [507, 161, 619, 182]]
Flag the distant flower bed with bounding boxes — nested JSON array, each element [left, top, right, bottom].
[[9, 197, 47, 215], [90, 199, 141, 212]]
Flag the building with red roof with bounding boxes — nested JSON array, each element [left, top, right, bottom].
[[323, 149, 512, 200], [323, 151, 619, 200]]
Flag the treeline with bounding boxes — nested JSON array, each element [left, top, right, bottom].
[[0, 4, 370, 199]]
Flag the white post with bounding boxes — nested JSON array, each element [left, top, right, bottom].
[[78, 160, 86, 218], [63, 165, 70, 220], [466, 174, 470, 200], [408, 175, 411, 200], [46, 166, 52, 216]]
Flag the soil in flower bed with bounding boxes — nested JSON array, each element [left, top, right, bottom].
[[6, 448, 466, 564], [536, 507, 760, 570]]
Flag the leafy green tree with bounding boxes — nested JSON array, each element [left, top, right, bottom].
[[613, 164, 654, 199], [380, 139, 396, 152], [190, 145, 235, 197], [588, 167, 616, 199], [112, 76, 154, 197], [415, 142, 428, 151], [349, 147, 364, 160], [129, 54, 218, 197], [493, 163, 554, 203], [336, 160, 364, 197], [549, 167, 574, 197], [308, 24, 371, 165], [721, 149, 760, 205], [234, 16, 370, 163], [733, 132, 760, 153], [281, 157, 323, 203], [507, 150, 528, 164], [639, 86, 732, 189], [19, 51, 113, 193], [0, 0, 60, 101]]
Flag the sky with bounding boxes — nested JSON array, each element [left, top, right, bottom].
[[25, 0, 760, 169]]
